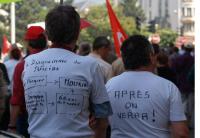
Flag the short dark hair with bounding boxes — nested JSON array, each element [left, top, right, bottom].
[[121, 35, 154, 70], [45, 5, 80, 45], [10, 46, 21, 60], [28, 34, 47, 49], [93, 36, 110, 50], [78, 42, 91, 56]]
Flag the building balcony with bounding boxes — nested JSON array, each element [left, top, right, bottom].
[[184, 31, 195, 37], [181, 16, 195, 23]]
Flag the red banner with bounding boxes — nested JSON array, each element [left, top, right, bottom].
[[106, 0, 128, 57], [1, 35, 11, 60], [80, 18, 93, 29]]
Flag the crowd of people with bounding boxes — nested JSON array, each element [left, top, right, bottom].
[[0, 4, 194, 138]]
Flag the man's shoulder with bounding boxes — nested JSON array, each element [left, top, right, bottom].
[[15, 59, 25, 69], [88, 53, 111, 68], [96, 58, 112, 71]]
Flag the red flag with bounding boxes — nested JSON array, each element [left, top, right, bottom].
[[106, 0, 128, 57], [1, 35, 11, 60], [80, 18, 93, 29]]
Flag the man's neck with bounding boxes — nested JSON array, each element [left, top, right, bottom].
[[126, 66, 154, 73], [50, 43, 75, 52], [91, 51, 102, 58]]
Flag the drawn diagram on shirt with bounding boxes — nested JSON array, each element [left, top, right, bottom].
[[59, 77, 88, 90], [25, 91, 84, 116], [25, 91, 48, 114], [24, 76, 47, 90], [24, 75, 88, 116], [24, 76, 88, 90], [112, 90, 157, 122], [56, 93, 84, 116]]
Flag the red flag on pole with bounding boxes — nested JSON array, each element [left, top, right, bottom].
[[80, 18, 93, 29], [106, 0, 128, 57], [1, 35, 11, 60]]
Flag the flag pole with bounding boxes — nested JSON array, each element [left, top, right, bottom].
[[10, 2, 15, 44], [60, 0, 63, 5]]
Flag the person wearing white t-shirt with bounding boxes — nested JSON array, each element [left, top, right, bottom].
[[89, 36, 112, 83], [4, 46, 22, 94], [22, 5, 112, 138], [106, 35, 189, 138]]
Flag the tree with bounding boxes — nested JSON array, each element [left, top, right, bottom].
[[157, 28, 178, 47], [15, 0, 55, 44], [120, 0, 146, 22], [0, 4, 11, 47], [0, 1, 56, 46], [79, 4, 137, 43], [65, 0, 73, 5]]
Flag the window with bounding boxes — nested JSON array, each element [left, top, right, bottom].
[[187, 8, 192, 17], [182, 8, 185, 17], [184, 23, 194, 32]]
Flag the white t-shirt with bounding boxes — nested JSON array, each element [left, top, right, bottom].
[[23, 48, 110, 138], [106, 71, 186, 138], [4, 59, 19, 92]]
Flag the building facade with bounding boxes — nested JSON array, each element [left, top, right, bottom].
[[138, 0, 179, 31], [181, 0, 195, 38], [138, 0, 194, 43]]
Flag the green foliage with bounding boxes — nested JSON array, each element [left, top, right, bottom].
[[0, 4, 10, 45], [64, 0, 73, 5], [0, 0, 55, 46], [157, 28, 178, 47], [79, 4, 136, 43], [0, 0, 21, 3], [15, 0, 55, 44], [140, 26, 151, 37], [120, 0, 146, 22]]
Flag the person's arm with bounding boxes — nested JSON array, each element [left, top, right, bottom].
[[93, 118, 108, 138], [90, 63, 112, 138], [8, 61, 24, 133], [0, 63, 10, 85], [170, 121, 189, 138], [169, 83, 189, 138], [7, 105, 20, 132]]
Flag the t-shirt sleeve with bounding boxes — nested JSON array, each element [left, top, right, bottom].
[[90, 63, 112, 118], [10, 61, 25, 106], [169, 83, 186, 121]]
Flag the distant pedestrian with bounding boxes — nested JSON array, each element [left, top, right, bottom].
[[1, 46, 22, 131], [111, 57, 124, 77], [4, 46, 22, 94], [77, 42, 91, 56], [157, 52, 177, 84], [8, 26, 47, 137], [0, 69, 6, 122], [89, 36, 112, 83]]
